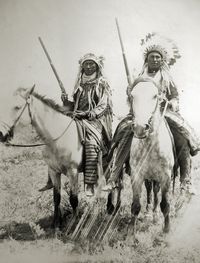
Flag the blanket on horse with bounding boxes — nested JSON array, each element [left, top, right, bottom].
[[104, 115, 134, 182]]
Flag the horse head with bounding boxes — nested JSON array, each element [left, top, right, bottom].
[[130, 79, 160, 139], [0, 85, 35, 143]]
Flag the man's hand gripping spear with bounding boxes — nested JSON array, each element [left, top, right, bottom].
[[38, 37, 78, 116], [38, 37, 68, 102]]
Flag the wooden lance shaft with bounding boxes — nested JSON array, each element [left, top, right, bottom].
[[115, 18, 132, 86], [38, 37, 67, 95], [115, 18, 134, 114]]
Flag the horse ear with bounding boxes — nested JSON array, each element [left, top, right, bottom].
[[29, 84, 35, 95], [25, 84, 35, 98]]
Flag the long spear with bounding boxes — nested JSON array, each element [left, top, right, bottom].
[[115, 18, 132, 86], [115, 18, 134, 115], [38, 37, 67, 95]]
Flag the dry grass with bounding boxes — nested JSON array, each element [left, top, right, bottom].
[[0, 124, 200, 262]]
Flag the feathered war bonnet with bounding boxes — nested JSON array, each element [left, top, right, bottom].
[[139, 33, 181, 94], [141, 32, 181, 67]]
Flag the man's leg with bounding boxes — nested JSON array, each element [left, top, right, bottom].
[[84, 142, 98, 196], [165, 111, 200, 156], [102, 136, 132, 191], [169, 126, 195, 194]]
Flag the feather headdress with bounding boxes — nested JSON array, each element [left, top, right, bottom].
[[73, 53, 105, 95], [141, 32, 181, 66], [79, 53, 105, 71]]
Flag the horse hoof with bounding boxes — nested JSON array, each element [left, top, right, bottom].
[[102, 184, 113, 192], [115, 202, 121, 212], [52, 219, 62, 230], [144, 211, 153, 220], [85, 185, 94, 197], [73, 208, 78, 217], [125, 235, 139, 246], [186, 185, 196, 195], [85, 190, 94, 197], [54, 228, 62, 238], [38, 184, 53, 192], [153, 212, 159, 223], [70, 195, 79, 211], [180, 182, 196, 196], [163, 225, 170, 233], [107, 204, 115, 215]]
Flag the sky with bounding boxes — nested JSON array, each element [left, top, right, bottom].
[[1, 0, 200, 131]]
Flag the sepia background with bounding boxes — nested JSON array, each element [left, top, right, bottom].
[[0, 0, 200, 262], [0, 0, 200, 131]]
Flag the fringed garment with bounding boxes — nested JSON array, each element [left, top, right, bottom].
[[73, 75, 113, 184]]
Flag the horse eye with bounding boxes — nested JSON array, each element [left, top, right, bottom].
[[14, 106, 21, 110], [153, 95, 157, 99]]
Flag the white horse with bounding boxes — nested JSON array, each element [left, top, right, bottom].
[[0, 86, 83, 229], [129, 79, 174, 234]]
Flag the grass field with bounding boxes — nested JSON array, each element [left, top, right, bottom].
[[0, 123, 200, 263]]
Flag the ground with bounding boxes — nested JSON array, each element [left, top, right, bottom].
[[0, 124, 200, 263]]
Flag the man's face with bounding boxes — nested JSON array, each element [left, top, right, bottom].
[[147, 52, 163, 72], [82, 60, 98, 76]]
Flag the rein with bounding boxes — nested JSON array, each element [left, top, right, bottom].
[[6, 96, 75, 148], [5, 142, 46, 147], [10, 100, 29, 130]]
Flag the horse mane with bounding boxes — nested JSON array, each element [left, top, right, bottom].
[[15, 87, 66, 113], [32, 92, 64, 113]]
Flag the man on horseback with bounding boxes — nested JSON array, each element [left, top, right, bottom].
[[40, 53, 113, 196], [104, 33, 200, 194]]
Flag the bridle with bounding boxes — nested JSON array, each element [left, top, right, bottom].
[[4, 93, 74, 148]]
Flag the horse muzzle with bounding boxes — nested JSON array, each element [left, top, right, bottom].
[[132, 123, 151, 139]]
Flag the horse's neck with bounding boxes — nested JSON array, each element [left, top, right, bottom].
[[150, 109, 172, 148], [151, 109, 165, 133], [31, 97, 71, 140], [133, 110, 172, 161]]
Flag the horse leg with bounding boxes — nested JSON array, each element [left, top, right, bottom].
[[153, 180, 160, 223], [131, 194, 141, 225], [107, 192, 115, 215], [171, 129, 192, 193], [69, 192, 78, 216], [128, 182, 142, 239], [160, 183, 170, 233], [145, 179, 152, 212], [128, 194, 141, 241], [115, 174, 122, 212], [178, 146, 192, 193], [106, 169, 123, 215], [49, 168, 62, 229], [68, 165, 79, 216]]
